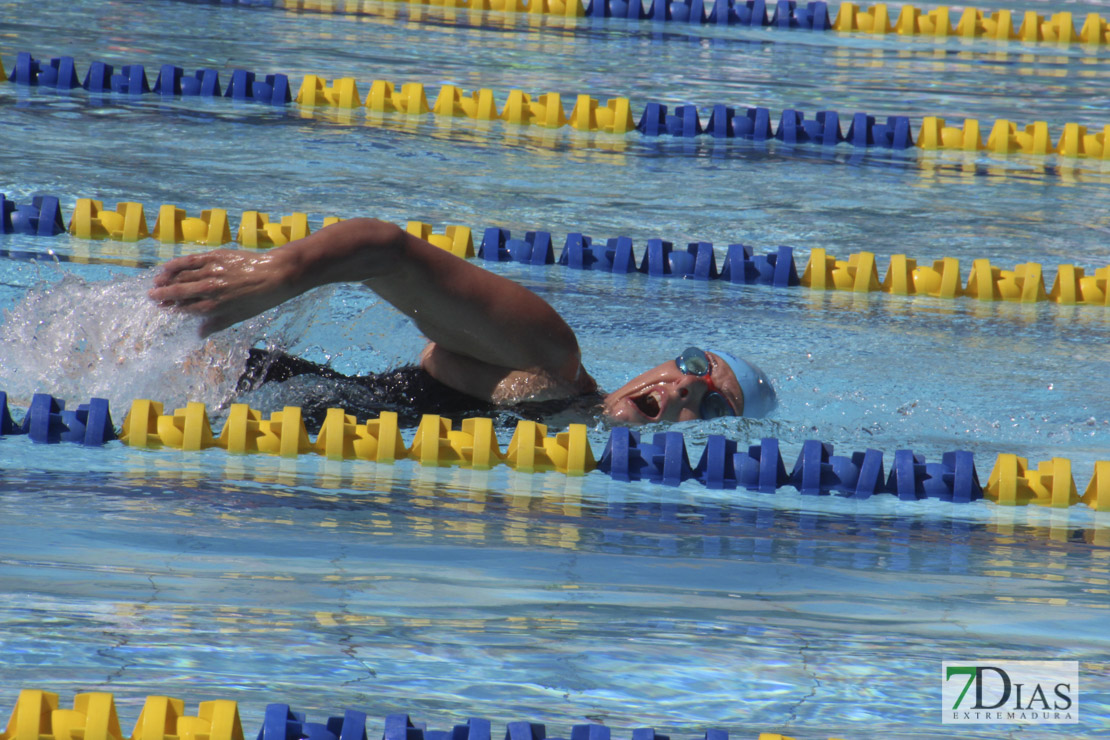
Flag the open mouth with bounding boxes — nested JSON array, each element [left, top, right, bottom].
[[631, 391, 661, 420]]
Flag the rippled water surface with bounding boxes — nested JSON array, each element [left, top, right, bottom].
[[2, 0, 1109, 738]]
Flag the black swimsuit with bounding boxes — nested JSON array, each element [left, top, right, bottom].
[[237, 349, 603, 430]]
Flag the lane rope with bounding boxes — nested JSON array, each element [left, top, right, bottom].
[[0, 689, 845, 740], [3, 194, 1108, 308], [5, 52, 1110, 160], [3, 390, 1108, 509], [170, 0, 1110, 49]]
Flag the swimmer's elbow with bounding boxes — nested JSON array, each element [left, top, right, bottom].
[[305, 217, 407, 283], [350, 217, 407, 263]]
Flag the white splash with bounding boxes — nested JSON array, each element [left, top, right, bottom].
[[0, 268, 304, 414]]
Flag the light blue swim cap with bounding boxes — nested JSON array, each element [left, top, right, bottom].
[[708, 349, 777, 418]]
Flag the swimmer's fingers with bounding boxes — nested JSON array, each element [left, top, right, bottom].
[[152, 254, 212, 286], [152, 250, 236, 287], [148, 277, 228, 308]]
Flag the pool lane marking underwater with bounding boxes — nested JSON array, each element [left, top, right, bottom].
[[3, 390, 1109, 509], [6, 53, 1110, 162], [3, 194, 1109, 308], [0, 690, 843, 740], [177, 0, 1110, 50]]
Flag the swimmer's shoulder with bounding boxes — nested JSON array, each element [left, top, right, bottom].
[[421, 342, 596, 406]]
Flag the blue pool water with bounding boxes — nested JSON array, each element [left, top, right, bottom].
[[2, 0, 1110, 737]]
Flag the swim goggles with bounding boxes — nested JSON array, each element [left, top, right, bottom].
[[675, 346, 737, 420]]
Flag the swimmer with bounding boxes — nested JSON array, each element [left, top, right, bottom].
[[150, 218, 775, 426]]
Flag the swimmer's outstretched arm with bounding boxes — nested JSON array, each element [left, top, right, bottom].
[[150, 218, 593, 398]]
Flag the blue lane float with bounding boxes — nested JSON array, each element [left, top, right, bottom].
[[719, 244, 800, 287], [635, 101, 913, 148], [0, 391, 18, 436], [557, 234, 638, 273], [5, 393, 116, 446], [22, 393, 68, 444], [553, 230, 800, 287], [61, 397, 118, 446], [224, 69, 293, 104], [13, 53, 289, 105], [735, 437, 791, 492], [481, 228, 557, 265], [598, 0, 829, 28], [82, 60, 114, 93], [509, 231, 556, 265], [598, 428, 697, 485], [596, 428, 983, 500], [183, 68, 224, 97], [15, 52, 81, 89], [705, 104, 734, 138], [257, 704, 370, 740], [112, 64, 152, 95], [0, 194, 65, 236]]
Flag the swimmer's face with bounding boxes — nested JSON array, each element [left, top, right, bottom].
[[601, 349, 744, 424]]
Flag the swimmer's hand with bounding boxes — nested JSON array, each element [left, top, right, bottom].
[[148, 219, 405, 337], [149, 249, 299, 337]]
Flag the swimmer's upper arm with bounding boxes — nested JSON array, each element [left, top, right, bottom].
[[364, 227, 586, 385]]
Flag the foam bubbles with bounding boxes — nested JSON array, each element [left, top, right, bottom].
[[0, 269, 278, 413]]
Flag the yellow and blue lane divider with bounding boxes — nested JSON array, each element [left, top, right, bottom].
[[2, 390, 1109, 510], [3, 193, 1109, 308], [0, 689, 846, 740], [6, 52, 1110, 160], [179, 0, 1110, 49]]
